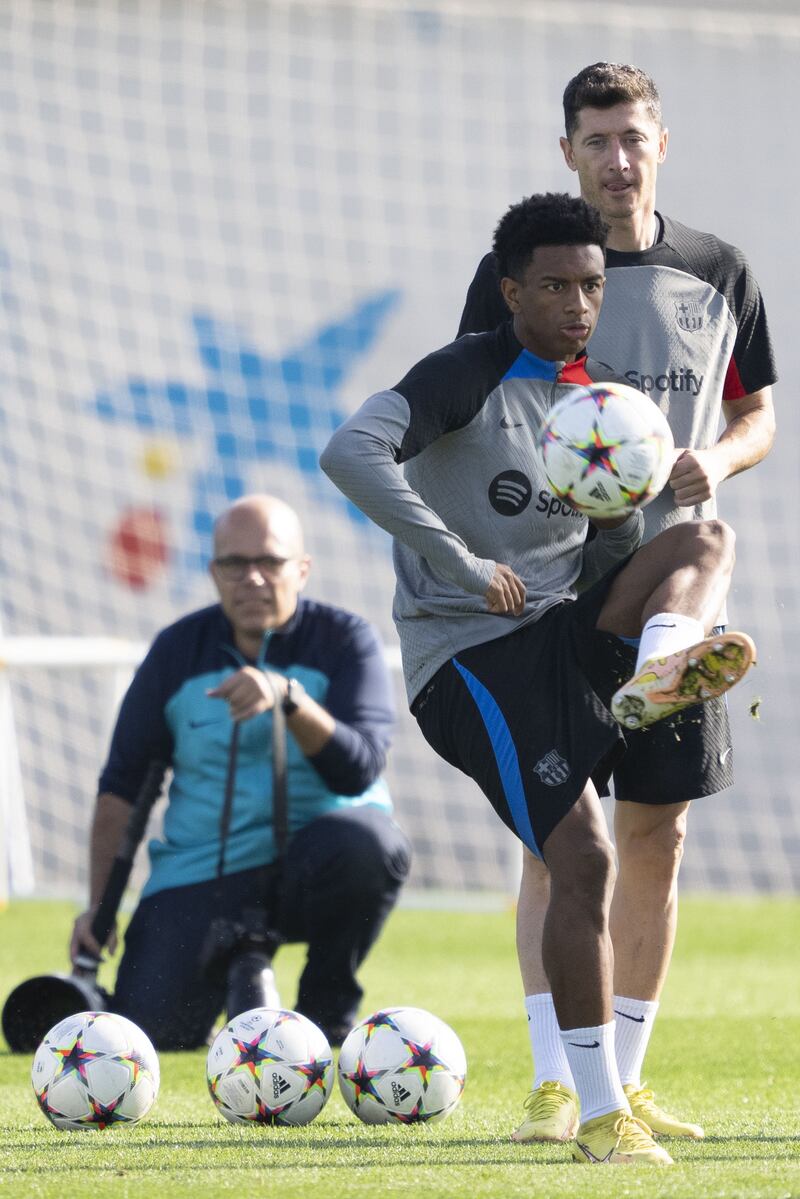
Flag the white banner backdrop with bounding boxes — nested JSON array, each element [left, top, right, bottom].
[[0, 0, 797, 896]]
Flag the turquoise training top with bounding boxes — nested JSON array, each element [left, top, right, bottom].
[[99, 597, 395, 897]]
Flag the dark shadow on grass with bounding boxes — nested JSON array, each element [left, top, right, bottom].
[[0, 1133, 518, 1153], [8, 1149, 800, 1176], [671, 1153, 800, 1163], [702, 1135, 800, 1144], [0, 1156, 569, 1175], [9, 1127, 798, 1146]]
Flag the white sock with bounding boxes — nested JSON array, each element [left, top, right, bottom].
[[524, 993, 575, 1091], [559, 1021, 629, 1123], [614, 995, 659, 1089], [635, 612, 706, 674]]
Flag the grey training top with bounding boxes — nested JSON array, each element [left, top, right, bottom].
[[321, 322, 643, 704], [457, 212, 778, 543]]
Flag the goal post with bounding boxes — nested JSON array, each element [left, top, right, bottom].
[[0, 634, 520, 902], [0, 635, 145, 902], [0, 648, 34, 903]]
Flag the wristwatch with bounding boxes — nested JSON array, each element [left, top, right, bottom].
[[281, 677, 306, 715]]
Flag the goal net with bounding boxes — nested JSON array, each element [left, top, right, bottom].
[[2, 0, 798, 901]]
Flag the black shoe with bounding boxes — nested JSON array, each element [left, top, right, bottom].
[[320, 1023, 351, 1049]]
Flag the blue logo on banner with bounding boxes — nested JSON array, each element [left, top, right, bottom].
[[92, 290, 400, 571]]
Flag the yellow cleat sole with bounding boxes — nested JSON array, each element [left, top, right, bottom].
[[612, 631, 756, 731]]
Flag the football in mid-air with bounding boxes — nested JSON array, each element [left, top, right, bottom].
[[31, 1010, 160, 1130], [337, 1006, 466, 1124], [537, 381, 675, 517], [207, 1007, 333, 1126]]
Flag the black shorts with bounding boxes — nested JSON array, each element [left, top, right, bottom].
[[612, 692, 732, 804], [412, 568, 634, 861]]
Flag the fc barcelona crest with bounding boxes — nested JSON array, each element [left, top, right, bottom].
[[675, 299, 704, 332], [533, 749, 571, 787]]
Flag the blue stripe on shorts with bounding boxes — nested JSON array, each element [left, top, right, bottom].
[[452, 658, 542, 859]]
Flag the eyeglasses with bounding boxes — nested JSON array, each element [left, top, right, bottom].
[[212, 554, 295, 582]]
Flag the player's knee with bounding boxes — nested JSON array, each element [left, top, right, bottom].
[[691, 517, 736, 574], [588, 836, 617, 897], [552, 833, 616, 908], [618, 811, 687, 883]]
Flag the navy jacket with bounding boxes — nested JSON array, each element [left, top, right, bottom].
[[99, 597, 395, 896]]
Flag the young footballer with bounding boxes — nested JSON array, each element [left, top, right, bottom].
[[321, 192, 755, 1164]]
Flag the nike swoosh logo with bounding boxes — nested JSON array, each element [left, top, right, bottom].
[[615, 1010, 646, 1023], [189, 717, 226, 729], [568, 1040, 600, 1048], [719, 746, 732, 765], [500, 416, 523, 429], [576, 1141, 615, 1163]]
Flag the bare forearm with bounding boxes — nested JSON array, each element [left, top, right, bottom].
[[285, 689, 389, 794], [671, 388, 775, 506], [88, 792, 132, 906], [716, 388, 776, 480], [284, 693, 336, 757]]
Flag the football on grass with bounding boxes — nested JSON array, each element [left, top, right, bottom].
[[207, 1007, 333, 1126], [337, 1006, 466, 1124], [537, 381, 674, 517], [31, 1010, 159, 1130]]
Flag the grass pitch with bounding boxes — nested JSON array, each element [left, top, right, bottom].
[[1, 896, 798, 1198]]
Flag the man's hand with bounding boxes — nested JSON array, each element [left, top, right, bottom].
[[70, 908, 117, 965], [207, 666, 285, 722], [485, 563, 526, 616], [669, 448, 725, 506]]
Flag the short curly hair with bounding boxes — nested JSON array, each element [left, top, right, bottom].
[[563, 62, 662, 140], [492, 192, 608, 282]]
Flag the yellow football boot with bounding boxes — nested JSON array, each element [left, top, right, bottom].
[[510, 1081, 579, 1143], [611, 631, 756, 730], [624, 1084, 705, 1139], [572, 1109, 674, 1165]]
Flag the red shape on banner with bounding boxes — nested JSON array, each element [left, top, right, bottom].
[[108, 507, 169, 589]]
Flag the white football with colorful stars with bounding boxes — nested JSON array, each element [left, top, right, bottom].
[[207, 1007, 333, 1126], [337, 1006, 466, 1124], [538, 381, 675, 517], [31, 1010, 159, 1130]]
